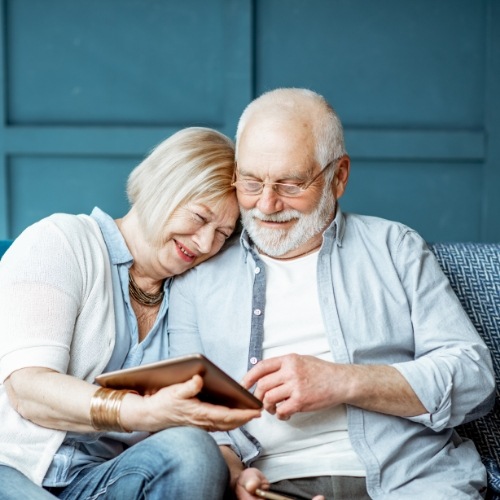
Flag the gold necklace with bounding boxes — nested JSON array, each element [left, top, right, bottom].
[[128, 273, 164, 307]]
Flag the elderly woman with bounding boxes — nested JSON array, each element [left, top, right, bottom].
[[0, 127, 260, 500]]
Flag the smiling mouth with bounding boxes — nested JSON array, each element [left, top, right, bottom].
[[257, 218, 296, 226], [175, 241, 196, 260]]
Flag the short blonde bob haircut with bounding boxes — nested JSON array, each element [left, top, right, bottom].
[[127, 127, 236, 247]]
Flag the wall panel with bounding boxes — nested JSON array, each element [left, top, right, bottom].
[[256, 0, 486, 128], [8, 156, 135, 236], [6, 0, 225, 126], [0, 0, 253, 238], [0, 0, 498, 242], [254, 0, 497, 242]]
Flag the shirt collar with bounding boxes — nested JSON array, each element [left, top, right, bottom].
[[90, 207, 133, 266]]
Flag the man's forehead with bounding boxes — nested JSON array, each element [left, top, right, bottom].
[[236, 159, 317, 180], [237, 121, 316, 172]]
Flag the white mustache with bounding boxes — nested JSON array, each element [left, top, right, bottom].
[[247, 208, 301, 223]]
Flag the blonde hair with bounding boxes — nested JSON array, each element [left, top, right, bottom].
[[236, 88, 347, 169], [127, 127, 235, 247]]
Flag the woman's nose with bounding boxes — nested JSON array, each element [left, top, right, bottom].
[[193, 225, 215, 254]]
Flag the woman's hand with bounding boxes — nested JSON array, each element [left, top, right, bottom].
[[121, 374, 261, 433], [5, 367, 260, 434]]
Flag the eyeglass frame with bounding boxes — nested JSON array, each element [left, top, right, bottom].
[[231, 158, 340, 198]]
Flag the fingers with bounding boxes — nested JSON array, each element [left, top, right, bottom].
[[204, 409, 259, 432], [237, 467, 269, 497], [242, 357, 283, 389], [153, 375, 261, 432], [207, 407, 262, 431], [181, 401, 261, 432], [243, 355, 338, 418], [257, 384, 290, 415], [173, 374, 204, 399]]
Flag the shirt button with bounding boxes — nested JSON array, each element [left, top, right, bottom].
[[250, 357, 258, 365], [254, 267, 261, 274], [253, 308, 262, 316]]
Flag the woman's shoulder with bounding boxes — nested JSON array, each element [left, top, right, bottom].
[[22, 213, 103, 250], [4, 213, 107, 277]]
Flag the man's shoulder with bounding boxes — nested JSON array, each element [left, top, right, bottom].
[[175, 234, 244, 283], [344, 211, 412, 229], [205, 234, 244, 265], [343, 212, 417, 241]]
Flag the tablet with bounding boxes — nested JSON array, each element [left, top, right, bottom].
[[95, 353, 262, 410]]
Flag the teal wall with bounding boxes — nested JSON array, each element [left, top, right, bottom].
[[0, 0, 498, 242]]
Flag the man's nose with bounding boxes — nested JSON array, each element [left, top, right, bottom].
[[256, 184, 283, 214]]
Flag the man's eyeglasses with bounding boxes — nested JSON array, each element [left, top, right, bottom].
[[232, 159, 338, 198]]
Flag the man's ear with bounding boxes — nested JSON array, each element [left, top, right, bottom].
[[333, 156, 350, 200]]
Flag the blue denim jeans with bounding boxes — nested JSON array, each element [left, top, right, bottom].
[[0, 427, 229, 499]]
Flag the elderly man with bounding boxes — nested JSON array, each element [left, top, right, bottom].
[[168, 88, 495, 499]]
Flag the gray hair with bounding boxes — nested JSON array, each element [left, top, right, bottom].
[[236, 88, 347, 180], [127, 127, 235, 247]]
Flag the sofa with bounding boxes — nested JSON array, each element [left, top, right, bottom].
[[428, 243, 500, 499], [1, 240, 499, 496]]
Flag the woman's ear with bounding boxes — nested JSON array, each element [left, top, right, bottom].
[[333, 156, 350, 200]]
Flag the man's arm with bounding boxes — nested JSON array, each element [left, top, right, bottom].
[[219, 446, 269, 499], [242, 231, 495, 428], [242, 354, 426, 420]]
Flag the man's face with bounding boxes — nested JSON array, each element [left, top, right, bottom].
[[236, 117, 337, 258]]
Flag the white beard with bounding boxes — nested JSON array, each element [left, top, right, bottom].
[[240, 187, 336, 257]]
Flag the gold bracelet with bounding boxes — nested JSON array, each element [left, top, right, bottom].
[[90, 387, 133, 433]]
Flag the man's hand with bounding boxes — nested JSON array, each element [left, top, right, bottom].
[[241, 354, 339, 419], [236, 468, 325, 500], [236, 467, 270, 499], [241, 354, 427, 420]]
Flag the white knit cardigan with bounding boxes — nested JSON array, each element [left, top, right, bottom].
[[0, 213, 115, 485]]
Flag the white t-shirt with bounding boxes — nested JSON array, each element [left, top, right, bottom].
[[245, 251, 366, 482]]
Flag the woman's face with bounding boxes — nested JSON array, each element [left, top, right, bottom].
[[155, 194, 239, 278]]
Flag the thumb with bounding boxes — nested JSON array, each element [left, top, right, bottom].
[[174, 374, 204, 399], [243, 476, 261, 493]]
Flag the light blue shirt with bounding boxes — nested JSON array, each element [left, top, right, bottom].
[[43, 207, 170, 487], [168, 208, 495, 499]]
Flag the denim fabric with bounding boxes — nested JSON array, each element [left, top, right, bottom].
[[0, 466, 57, 499], [0, 428, 229, 500], [168, 208, 495, 499]]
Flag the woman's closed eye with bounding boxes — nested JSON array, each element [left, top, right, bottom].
[[192, 212, 231, 241], [193, 212, 208, 223], [216, 229, 231, 240]]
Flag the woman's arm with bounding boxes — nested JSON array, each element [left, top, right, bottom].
[[5, 367, 261, 433]]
